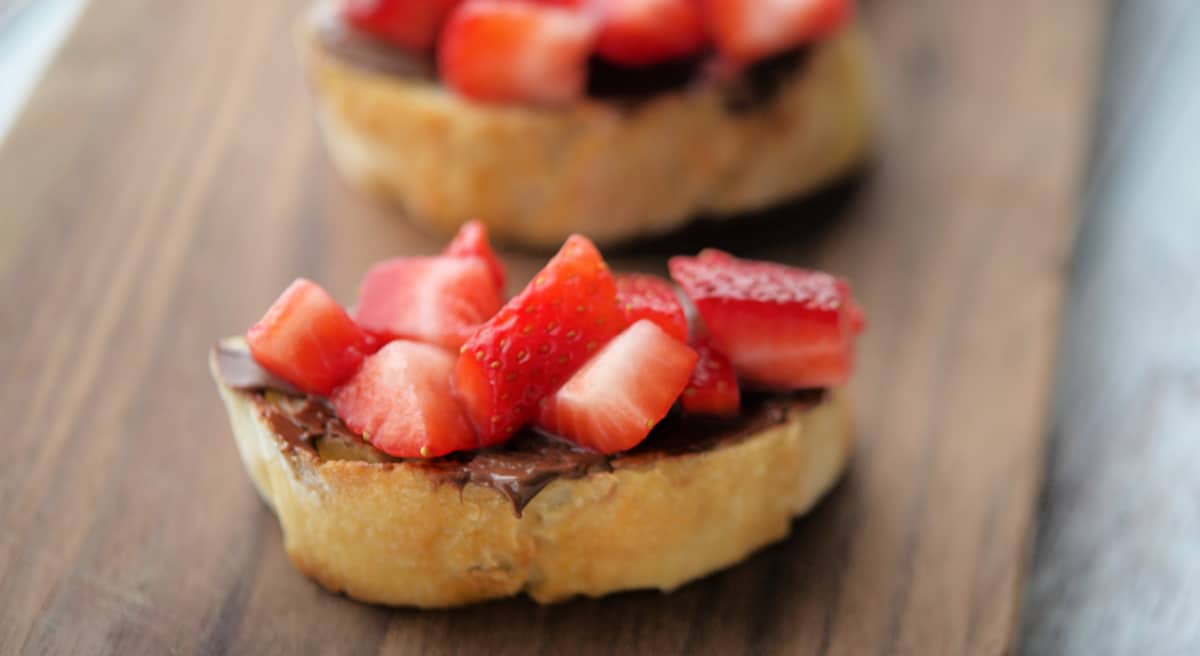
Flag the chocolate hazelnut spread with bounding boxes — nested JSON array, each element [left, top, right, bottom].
[[311, 9, 811, 109], [214, 341, 823, 514]]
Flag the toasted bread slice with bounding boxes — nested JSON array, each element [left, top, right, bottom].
[[299, 13, 875, 248], [210, 343, 853, 607]]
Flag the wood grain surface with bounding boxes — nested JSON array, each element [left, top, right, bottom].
[[0, 0, 1105, 653]]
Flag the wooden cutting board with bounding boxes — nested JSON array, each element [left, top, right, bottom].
[[0, 0, 1105, 653]]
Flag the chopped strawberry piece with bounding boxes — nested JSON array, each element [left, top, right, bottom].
[[353, 256, 503, 352], [681, 337, 740, 416], [246, 279, 367, 396], [332, 341, 478, 458], [536, 320, 698, 453], [443, 219, 507, 293], [595, 0, 707, 66], [340, 0, 463, 51], [439, 0, 598, 105], [702, 0, 853, 63], [669, 250, 861, 389], [455, 235, 627, 444], [615, 273, 688, 343]]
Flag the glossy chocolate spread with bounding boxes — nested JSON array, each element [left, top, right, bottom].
[[312, 9, 811, 109], [214, 341, 823, 514]]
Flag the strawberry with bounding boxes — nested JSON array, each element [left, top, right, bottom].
[[702, 0, 853, 63], [246, 279, 367, 396], [536, 319, 698, 453], [681, 336, 739, 416], [443, 219, 507, 293], [595, 0, 707, 66], [439, 0, 598, 105], [669, 250, 860, 389], [340, 0, 463, 51], [353, 256, 502, 352], [332, 340, 478, 458], [454, 235, 627, 444], [615, 273, 688, 343]]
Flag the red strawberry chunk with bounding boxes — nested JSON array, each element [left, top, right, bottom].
[[681, 337, 740, 416], [443, 219, 507, 293], [615, 273, 688, 343], [246, 279, 367, 396], [340, 0, 463, 51], [536, 319, 698, 453], [669, 250, 861, 389], [702, 0, 853, 63], [439, 0, 598, 105], [454, 235, 627, 445], [595, 0, 707, 66], [332, 340, 478, 458], [353, 255, 503, 352]]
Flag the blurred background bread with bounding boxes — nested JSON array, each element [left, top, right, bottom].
[[301, 20, 874, 248]]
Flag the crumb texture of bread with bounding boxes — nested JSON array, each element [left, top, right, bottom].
[[301, 23, 875, 248], [212, 352, 854, 607]]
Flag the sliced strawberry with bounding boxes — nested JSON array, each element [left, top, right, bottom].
[[340, 0, 463, 52], [439, 0, 598, 105], [681, 336, 740, 416], [536, 319, 698, 453], [669, 250, 860, 389], [246, 279, 367, 396], [615, 273, 688, 343], [353, 255, 503, 352], [443, 219, 507, 293], [455, 235, 627, 445], [702, 0, 853, 63], [595, 0, 706, 66], [332, 340, 478, 458]]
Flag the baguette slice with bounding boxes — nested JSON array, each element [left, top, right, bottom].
[[210, 341, 854, 607], [299, 11, 875, 248]]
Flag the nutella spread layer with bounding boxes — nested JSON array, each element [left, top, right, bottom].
[[311, 8, 811, 108], [215, 341, 824, 513]]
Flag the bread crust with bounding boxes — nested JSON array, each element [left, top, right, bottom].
[[210, 350, 854, 607], [299, 18, 875, 248]]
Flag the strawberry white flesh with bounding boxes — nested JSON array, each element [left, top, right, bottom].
[[331, 340, 478, 458], [439, 1, 599, 105], [353, 256, 502, 351], [535, 319, 698, 453], [246, 278, 367, 396]]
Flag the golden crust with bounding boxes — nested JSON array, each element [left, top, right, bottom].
[[210, 350, 854, 607], [299, 18, 875, 248]]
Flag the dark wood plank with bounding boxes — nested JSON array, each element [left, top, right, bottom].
[[1020, 1, 1200, 653], [0, 0, 1104, 653]]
